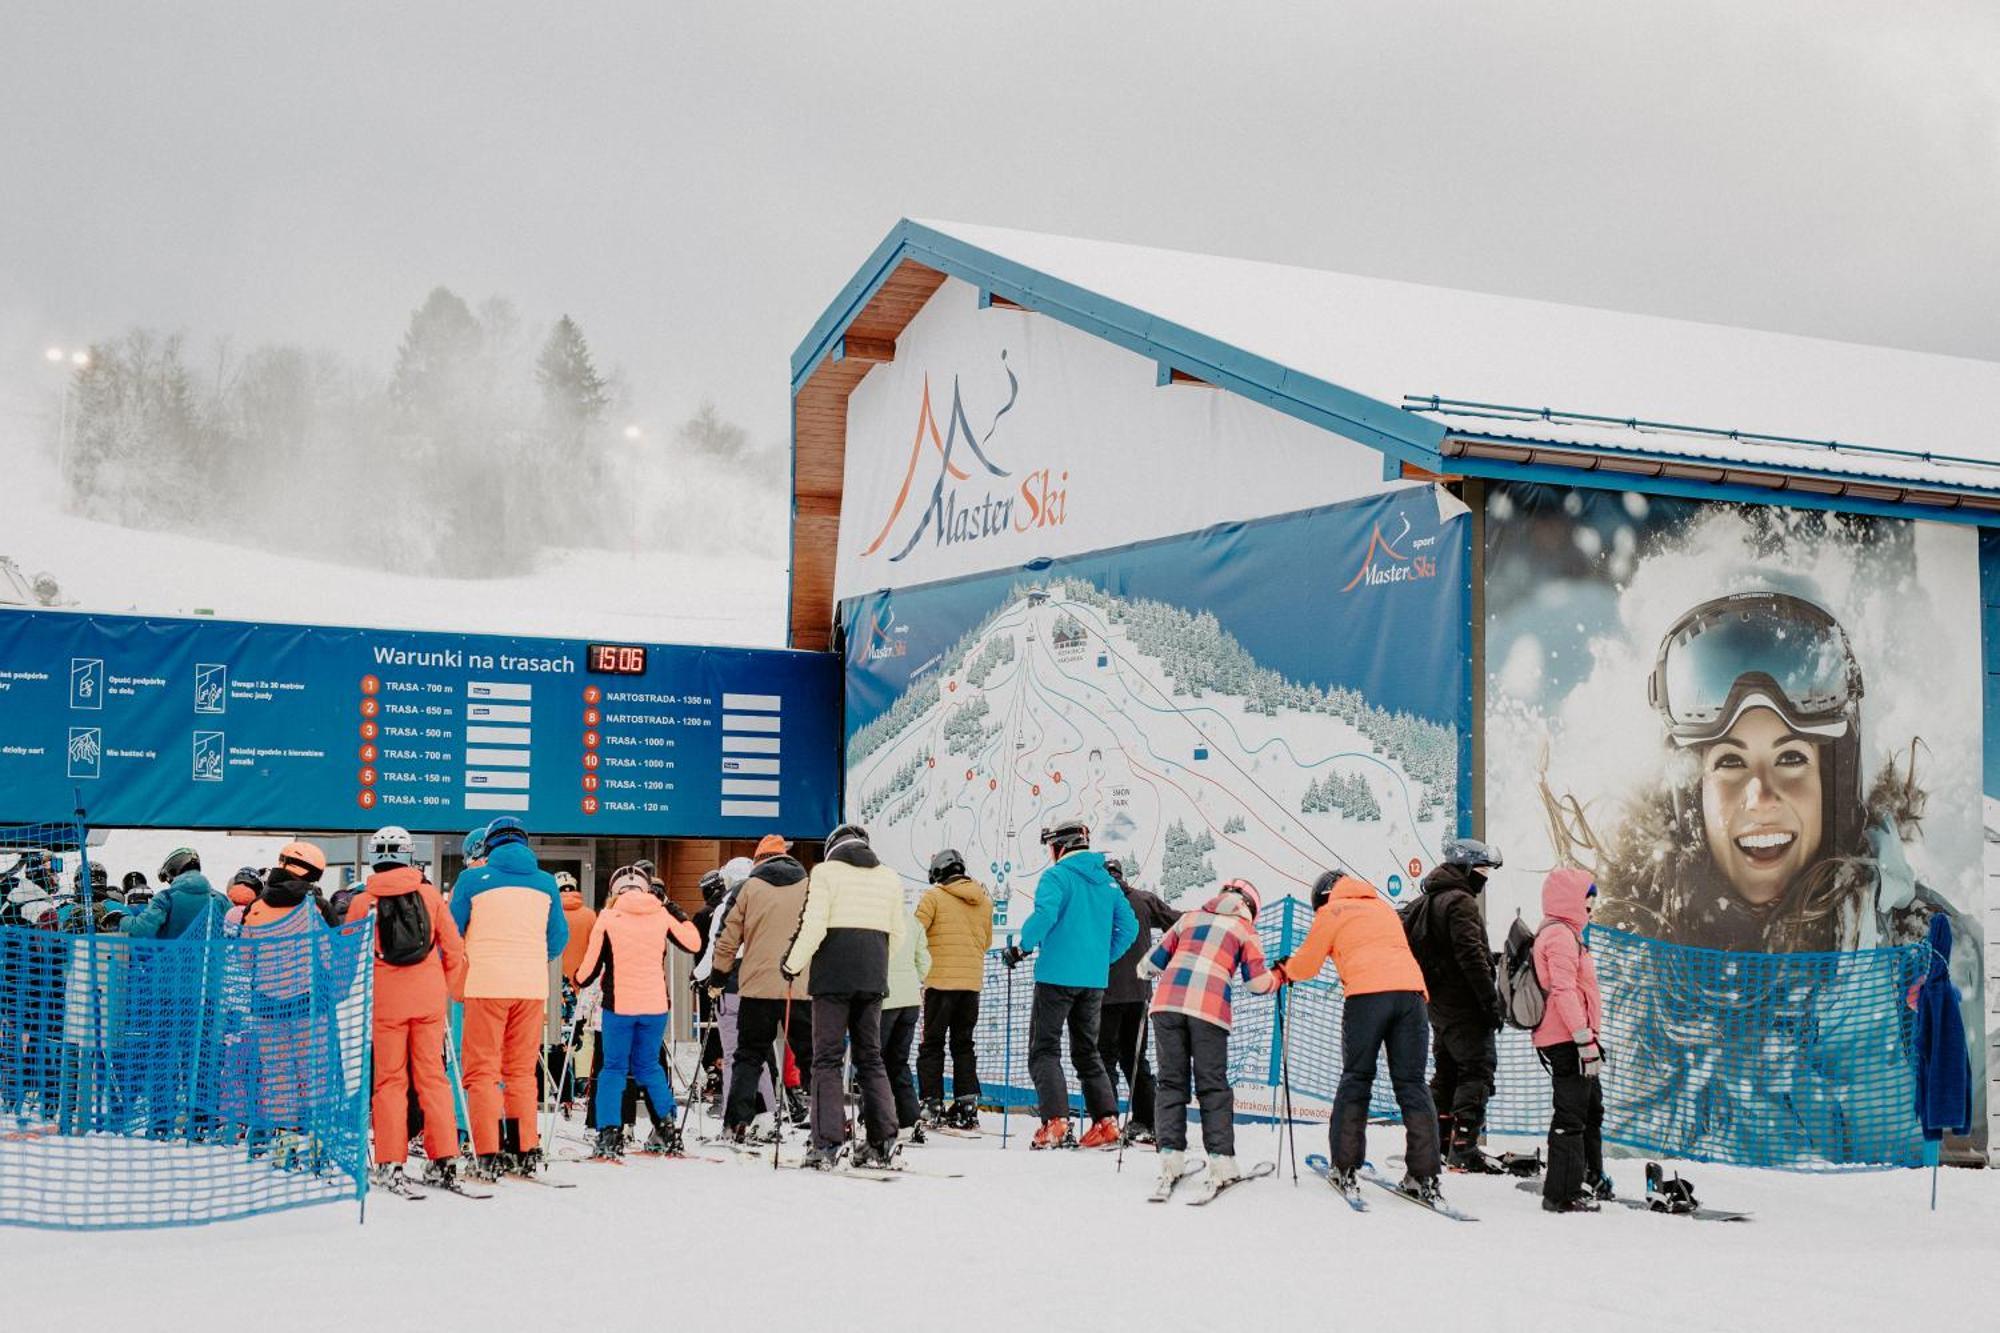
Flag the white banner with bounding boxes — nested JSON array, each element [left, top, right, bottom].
[[835, 277, 1407, 600]]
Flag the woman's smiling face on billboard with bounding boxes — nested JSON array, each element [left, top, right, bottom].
[[1700, 707, 1823, 906]]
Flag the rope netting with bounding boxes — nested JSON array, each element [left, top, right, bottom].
[[1, 822, 373, 1230], [971, 897, 1930, 1169]]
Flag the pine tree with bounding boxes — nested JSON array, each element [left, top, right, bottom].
[[389, 287, 482, 425], [535, 314, 609, 449]]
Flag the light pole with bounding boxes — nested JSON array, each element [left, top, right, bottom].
[[46, 345, 90, 502]]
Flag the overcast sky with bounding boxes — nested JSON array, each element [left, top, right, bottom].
[[3, 1, 1994, 448]]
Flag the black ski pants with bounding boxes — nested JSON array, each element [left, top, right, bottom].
[[917, 988, 981, 1104], [1151, 1011, 1233, 1156], [1429, 1011, 1497, 1153], [1028, 983, 1116, 1122], [1542, 1041, 1605, 1204], [809, 993, 897, 1151], [1330, 990, 1439, 1178], [880, 1003, 921, 1129], [1098, 1000, 1156, 1129], [725, 996, 812, 1131]]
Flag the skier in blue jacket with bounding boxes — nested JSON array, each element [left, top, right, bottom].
[[121, 848, 226, 940], [1002, 819, 1137, 1149]]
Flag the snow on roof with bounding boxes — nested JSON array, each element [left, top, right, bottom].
[[915, 220, 2000, 492]]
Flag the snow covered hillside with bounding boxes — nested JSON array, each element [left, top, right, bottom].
[[849, 581, 1453, 920], [4, 1112, 1994, 1333], [0, 435, 787, 646]]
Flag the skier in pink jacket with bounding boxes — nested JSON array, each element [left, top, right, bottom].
[[1533, 867, 1607, 1212]]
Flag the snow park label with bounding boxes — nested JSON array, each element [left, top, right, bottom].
[[861, 355, 1067, 567], [1340, 511, 1439, 593]]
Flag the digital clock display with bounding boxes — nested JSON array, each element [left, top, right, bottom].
[[587, 643, 649, 676]]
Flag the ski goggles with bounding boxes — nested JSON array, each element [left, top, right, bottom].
[[1648, 592, 1860, 746]]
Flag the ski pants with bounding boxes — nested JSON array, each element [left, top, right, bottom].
[[810, 993, 897, 1150], [1429, 1011, 1497, 1154], [916, 988, 981, 1104], [461, 996, 545, 1156], [1028, 983, 1116, 1123], [715, 991, 775, 1119], [1330, 990, 1439, 1178], [1151, 1011, 1233, 1156], [373, 1013, 455, 1165], [1098, 1000, 1156, 1129], [880, 1002, 921, 1129], [1542, 1041, 1605, 1204], [596, 1011, 674, 1132], [725, 995, 811, 1131]]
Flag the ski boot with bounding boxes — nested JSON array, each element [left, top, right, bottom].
[[590, 1127, 625, 1161], [799, 1143, 841, 1171], [945, 1098, 981, 1132], [1589, 1171, 1617, 1203], [1399, 1173, 1445, 1206], [1543, 1191, 1602, 1214], [784, 1086, 811, 1127], [1207, 1155, 1242, 1189], [1077, 1116, 1120, 1150], [641, 1123, 684, 1157], [470, 1153, 508, 1183], [1119, 1120, 1156, 1148], [1030, 1117, 1073, 1150], [370, 1163, 419, 1197], [1154, 1149, 1186, 1193], [851, 1138, 900, 1171], [919, 1098, 945, 1128], [422, 1157, 460, 1190], [513, 1146, 546, 1175], [1447, 1147, 1505, 1175], [1324, 1163, 1359, 1196]]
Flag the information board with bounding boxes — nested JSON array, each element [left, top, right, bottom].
[[0, 610, 839, 838]]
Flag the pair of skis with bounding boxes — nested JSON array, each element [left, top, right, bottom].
[[1148, 1159, 1277, 1205], [1305, 1154, 1480, 1221]]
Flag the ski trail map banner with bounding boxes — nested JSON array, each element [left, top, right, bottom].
[[0, 610, 839, 838], [842, 489, 1471, 924]]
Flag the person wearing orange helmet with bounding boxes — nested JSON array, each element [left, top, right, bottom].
[[240, 841, 338, 1159]]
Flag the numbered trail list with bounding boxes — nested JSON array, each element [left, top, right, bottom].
[[0, 610, 837, 838]]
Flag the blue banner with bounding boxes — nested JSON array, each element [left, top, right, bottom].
[[840, 489, 1471, 921], [0, 610, 839, 838]]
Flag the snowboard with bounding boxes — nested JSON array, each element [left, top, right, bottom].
[[1512, 1179, 1750, 1221], [1305, 1153, 1369, 1212]]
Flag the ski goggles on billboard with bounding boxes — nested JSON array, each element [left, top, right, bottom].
[[1648, 592, 1860, 746]]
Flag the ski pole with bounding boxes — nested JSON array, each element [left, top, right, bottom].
[[1278, 986, 1299, 1184], [774, 985, 793, 1171], [1000, 947, 1013, 1150], [1117, 1009, 1148, 1175]]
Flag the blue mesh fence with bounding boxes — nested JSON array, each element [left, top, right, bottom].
[[968, 896, 1929, 1169], [1, 822, 373, 1230]]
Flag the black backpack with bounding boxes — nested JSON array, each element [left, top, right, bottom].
[[374, 891, 434, 967]]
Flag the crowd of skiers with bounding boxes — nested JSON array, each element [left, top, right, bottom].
[[1, 815, 1611, 1213]]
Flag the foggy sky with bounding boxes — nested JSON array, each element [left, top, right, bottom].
[[3, 1, 1995, 449]]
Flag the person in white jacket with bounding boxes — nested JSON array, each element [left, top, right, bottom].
[[782, 823, 905, 1169], [693, 856, 775, 1126], [880, 902, 931, 1142]]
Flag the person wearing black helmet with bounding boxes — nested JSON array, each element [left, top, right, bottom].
[[1004, 819, 1138, 1150], [782, 822, 907, 1169], [915, 847, 993, 1131], [690, 867, 730, 1095], [123, 847, 225, 941], [1097, 856, 1180, 1146], [1402, 837, 1507, 1172], [121, 870, 153, 909]]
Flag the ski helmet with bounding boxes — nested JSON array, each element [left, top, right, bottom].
[[698, 869, 727, 905], [1309, 870, 1347, 912], [553, 870, 579, 893], [368, 825, 414, 869], [1440, 838, 1503, 871], [1040, 819, 1090, 857], [462, 825, 490, 862], [825, 823, 869, 854], [277, 842, 327, 883], [73, 861, 109, 894], [483, 817, 529, 851], [1102, 856, 1126, 887], [928, 848, 966, 884], [121, 871, 149, 894], [1219, 877, 1261, 918], [229, 866, 264, 892], [1650, 591, 1866, 855], [609, 864, 651, 896], [160, 846, 201, 882]]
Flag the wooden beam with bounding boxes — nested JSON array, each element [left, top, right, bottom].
[[1169, 368, 1213, 387], [794, 492, 842, 518], [840, 335, 896, 365]]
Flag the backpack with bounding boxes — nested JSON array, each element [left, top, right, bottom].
[[374, 890, 434, 967], [1498, 916, 1547, 1031], [1398, 894, 1432, 950]]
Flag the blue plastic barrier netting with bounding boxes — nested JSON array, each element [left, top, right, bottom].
[[1, 823, 373, 1229], [972, 898, 1928, 1169]]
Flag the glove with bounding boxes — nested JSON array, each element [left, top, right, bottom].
[[1268, 962, 1289, 987], [1577, 1039, 1602, 1079], [780, 964, 800, 983], [1487, 1002, 1506, 1033], [1000, 944, 1027, 970], [1136, 956, 1160, 982]]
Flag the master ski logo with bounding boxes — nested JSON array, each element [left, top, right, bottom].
[[862, 603, 908, 663], [1341, 510, 1437, 592], [861, 352, 1067, 564]]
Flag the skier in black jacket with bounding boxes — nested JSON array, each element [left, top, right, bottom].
[[1403, 837, 1505, 1172], [1097, 857, 1182, 1146]]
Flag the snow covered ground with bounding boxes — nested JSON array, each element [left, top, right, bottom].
[[4, 1111, 1994, 1332]]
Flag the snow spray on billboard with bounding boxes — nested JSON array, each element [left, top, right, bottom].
[[1484, 481, 1987, 1157], [841, 488, 1471, 924]]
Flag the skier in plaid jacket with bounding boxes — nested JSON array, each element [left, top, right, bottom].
[[1138, 879, 1276, 1194]]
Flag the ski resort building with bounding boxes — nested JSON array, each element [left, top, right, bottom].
[[792, 220, 2000, 1161]]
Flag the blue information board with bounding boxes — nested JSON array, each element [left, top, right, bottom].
[[0, 610, 840, 838]]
